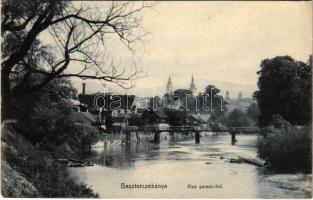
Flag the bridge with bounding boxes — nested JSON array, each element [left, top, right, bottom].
[[112, 125, 260, 144]]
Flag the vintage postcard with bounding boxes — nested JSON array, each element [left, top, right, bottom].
[[1, 0, 312, 198]]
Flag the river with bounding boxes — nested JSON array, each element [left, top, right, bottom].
[[69, 134, 312, 198]]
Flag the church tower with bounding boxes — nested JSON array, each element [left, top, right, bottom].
[[166, 76, 173, 94], [189, 76, 196, 95], [226, 90, 230, 99]]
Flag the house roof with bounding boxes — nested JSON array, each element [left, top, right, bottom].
[[192, 114, 211, 122], [71, 112, 97, 123], [80, 112, 97, 122], [78, 93, 135, 111], [189, 115, 206, 124], [70, 99, 81, 106]]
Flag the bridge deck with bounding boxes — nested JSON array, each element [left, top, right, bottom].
[[114, 126, 260, 133]]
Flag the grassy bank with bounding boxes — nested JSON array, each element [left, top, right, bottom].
[[1, 121, 98, 197]]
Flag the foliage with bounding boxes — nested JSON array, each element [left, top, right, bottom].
[[12, 78, 98, 152], [2, 122, 98, 197], [164, 109, 187, 126], [162, 85, 227, 117], [165, 89, 198, 112], [254, 56, 312, 126], [1, 1, 149, 197], [246, 102, 260, 126], [128, 116, 145, 126], [203, 85, 225, 118], [225, 109, 253, 127], [270, 114, 291, 129], [258, 126, 312, 173], [204, 85, 220, 95], [1, 0, 152, 120], [1, 74, 99, 198], [173, 89, 192, 96], [32, 164, 98, 197], [255, 55, 312, 173]]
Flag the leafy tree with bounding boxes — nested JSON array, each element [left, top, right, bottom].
[[173, 89, 192, 97], [270, 114, 290, 129], [205, 85, 220, 95], [254, 56, 312, 127], [246, 102, 260, 126], [202, 85, 225, 118], [171, 89, 194, 112], [12, 77, 98, 148], [1, 1, 152, 120], [164, 108, 187, 126], [226, 109, 252, 127]]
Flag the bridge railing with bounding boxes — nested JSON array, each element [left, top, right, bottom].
[[227, 127, 260, 133], [113, 125, 260, 133]]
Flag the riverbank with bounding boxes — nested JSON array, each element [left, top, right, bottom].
[[1, 122, 98, 197]]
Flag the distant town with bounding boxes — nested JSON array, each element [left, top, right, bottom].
[[71, 75, 256, 133]]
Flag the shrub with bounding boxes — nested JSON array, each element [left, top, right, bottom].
[[2, 123, 99, 197], [3, 78, 99, 197], [258, 126, 312, 173], [32, 164, 99, 197]]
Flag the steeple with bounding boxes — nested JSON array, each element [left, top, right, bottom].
[[226, 90, 230, 99], [189, 76, 196, 95], [166, 76, 173, 94]]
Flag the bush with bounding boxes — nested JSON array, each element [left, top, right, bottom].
[[2, 123, 99, 197], [258, 126, 312, 173], [32, 164, 98, 197], [3, 78, 99, 197]]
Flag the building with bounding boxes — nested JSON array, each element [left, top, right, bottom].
[[225, 90, 230, 100], [166, 76, 173, 94], [78, 93, 135, 114], [166, 75, 197, 96], [189, 76, 196, 95], [142, 110, 169, 124], [224, 92, 256, 112], [112, 116, 129, 128], [131, 96, 150, 113], [70, 99, 88, 112], [186, 114, 207, 126]]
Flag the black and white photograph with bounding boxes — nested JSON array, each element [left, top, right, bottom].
[[1, 0, 312, 198]]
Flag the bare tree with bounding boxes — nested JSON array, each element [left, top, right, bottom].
[[1, 0, 152, 119]]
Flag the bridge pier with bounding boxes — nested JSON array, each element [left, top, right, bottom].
[[153, 131, 160, 143], [136, 132, 140, 141], [231, 131, 237, 145], [195, 131, 200, 144], [126, 131, 131, 143]]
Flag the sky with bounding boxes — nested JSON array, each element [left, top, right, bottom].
[[71, 1, 312, 98]]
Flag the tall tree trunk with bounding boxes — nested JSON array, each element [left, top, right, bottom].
[[1, 68, 12, 121]]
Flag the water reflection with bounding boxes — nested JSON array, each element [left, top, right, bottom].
[[70, 135, 311, 198], [80, 141, 162, 169]]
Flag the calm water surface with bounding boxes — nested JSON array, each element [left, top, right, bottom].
[[69, 134, 312, 198]]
